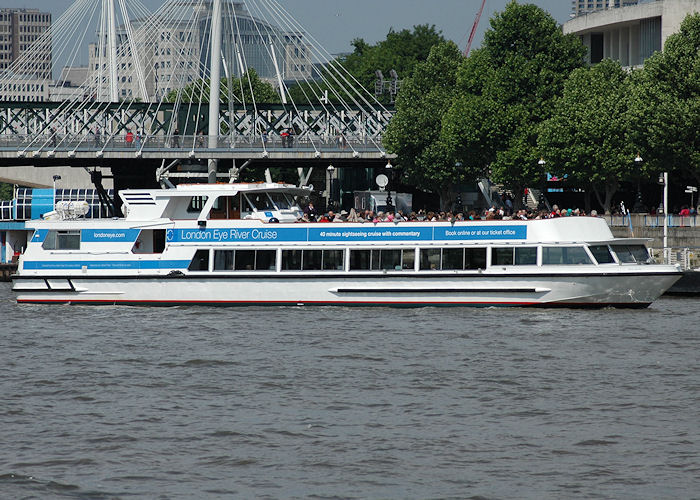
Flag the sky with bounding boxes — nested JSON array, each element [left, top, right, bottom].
[[3, 0, 572, 57]]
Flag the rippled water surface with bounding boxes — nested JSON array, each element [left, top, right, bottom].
[[1, 282, 698, 499]]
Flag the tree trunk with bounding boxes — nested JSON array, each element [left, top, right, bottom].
[[438, 186, 456, 212]]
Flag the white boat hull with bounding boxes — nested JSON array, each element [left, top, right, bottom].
[[12, 270, 681, 308]]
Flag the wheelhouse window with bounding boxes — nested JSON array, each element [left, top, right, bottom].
[[244, 193, 275, 211], [282, 249, 345, 271], [611, 245, 652, 264], [187, 196, 208, 213], [42, 230, 80, 250], [350, 249, 414, 271], [419, 248, 486, 270], [208, 195, 240, 220], [268, 192, 293, 210], [542, 246, 592, 265], [589, 245, 615, 264]]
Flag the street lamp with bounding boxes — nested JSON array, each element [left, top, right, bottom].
[[537, 158, 547, 210], [52, 174, 61, 211], [658, 172, 669, 264], [685, 185, 697, 209], [385, 161, 393, 211], [326, 164, 335, 210], [632, 153, 645, 213]]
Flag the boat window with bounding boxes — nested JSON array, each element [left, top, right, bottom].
[[611, 245, 651, 264], [542, 246, 592, 265], [255, 250, 276, 270], [213, 250, 234, 270], [268, 192, 292, 210], [188, 249, 209, 271], [42, 230, 80, 250], [515, 247, 537, 265], [491, 248, 514, 266], [402, 249, 415, 270], [187, 196, 208, 213], [419, 248, 486, 270], [465, 248, 487, 269], [349, 249, 413, 271], [303, 250, 323, 270], [419, 248, 441, 270], [282, 249, 345, 271], [350, 249, 373, 270], [282, 249, 302, 270], [380, 249, 402, 270], [209, 195, 240, 220], [228, 249, 277, 270], [442, 248, 464, 270], [589, 245, 615, 264], [323, 250, 344, 270], [244, 192, 275, 211]]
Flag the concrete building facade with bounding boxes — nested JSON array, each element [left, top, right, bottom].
[[564, 0, 700, 67], [0, 8, 52, 78]]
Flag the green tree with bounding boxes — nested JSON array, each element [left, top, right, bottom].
[[287, 25, 445, 106], [539, 59, 633, 213], [443, 1, 586, 206], [628, 13, 700, 188], [0, 182, 13, 201], [383, 41, 463, 208], [166, 69, 281, 104]]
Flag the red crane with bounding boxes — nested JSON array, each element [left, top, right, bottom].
[[465, 0, 487, 57]]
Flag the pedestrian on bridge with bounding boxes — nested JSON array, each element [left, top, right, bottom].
[[173, 128, 180, 148], [125, 129, 134, 147], [94, 126, 101, 146]]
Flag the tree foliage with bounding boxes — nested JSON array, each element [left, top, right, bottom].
[[442, 1, 586, 204], [166, 69, 281, 104], [628, 13, 700, 186], [539, 59, 633, 212], [0, 182, 13, 201], [383, 41, 463, 207], [287, 25, 445, 106]]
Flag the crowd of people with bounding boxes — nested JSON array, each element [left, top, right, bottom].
[[298, 202, 599, 223]]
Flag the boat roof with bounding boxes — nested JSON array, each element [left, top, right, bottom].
[[166, 182, 312, 197]]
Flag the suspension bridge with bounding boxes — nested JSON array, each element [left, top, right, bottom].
[[0, 0, 395, 189]]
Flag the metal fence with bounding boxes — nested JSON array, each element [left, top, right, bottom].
[[606, 214, 700, 228], [649, 247, 700, 270]]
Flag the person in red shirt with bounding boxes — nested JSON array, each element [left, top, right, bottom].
[[125, 129, 134, 147]]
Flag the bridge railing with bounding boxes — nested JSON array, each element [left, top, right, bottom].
[[0, 133, 386, 154]]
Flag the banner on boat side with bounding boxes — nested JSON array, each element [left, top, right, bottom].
[[166, 225, 527, 243], [81, 229, 141, 242], [30, 229, 141, 244]]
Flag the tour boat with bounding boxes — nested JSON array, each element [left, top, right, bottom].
[[11, 182, 682, 307]]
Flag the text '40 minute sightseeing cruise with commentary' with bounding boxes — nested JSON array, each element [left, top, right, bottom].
[[11, 182, 682, 307]]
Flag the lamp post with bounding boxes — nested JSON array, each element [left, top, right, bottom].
[[685, 185, 697, 209], [658, 172, 668, 264], [326, 164, 335, 210], [385, 161, 393, 211], [52, 174, 61, 211], [632, 153, 644, 213], [537, 158, 547, 210]]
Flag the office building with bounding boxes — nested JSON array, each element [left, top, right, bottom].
[[564, 0, 700, 67]]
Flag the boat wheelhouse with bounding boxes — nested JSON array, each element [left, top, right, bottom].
[[12, 182, 682, 307]]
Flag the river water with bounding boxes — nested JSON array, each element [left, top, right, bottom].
[[1, 282, 698, 499]]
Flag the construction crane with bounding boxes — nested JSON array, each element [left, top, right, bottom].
[[465, 0, 487, 57]]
